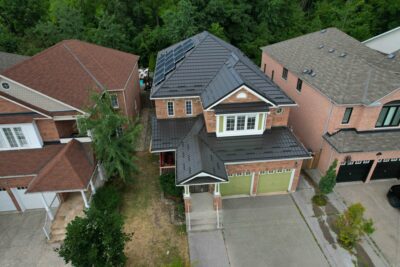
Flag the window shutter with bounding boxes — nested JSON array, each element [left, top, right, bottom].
[[218, 116, 224, 132], [258, 114, 264, 130]]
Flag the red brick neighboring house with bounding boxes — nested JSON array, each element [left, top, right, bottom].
[[261, 28, 400, 183], [150, 32, 310, 224], [0, 41, 140, 226]]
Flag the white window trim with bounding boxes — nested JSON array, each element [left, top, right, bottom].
[[216, 112, 266, 137], [0, 123, 43, 151], [185, 100, 193, 116], [110, 94, 119, 109], [167, 101, 174, 117]]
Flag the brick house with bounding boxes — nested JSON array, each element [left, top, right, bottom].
[[0, 41, 140, 239], [261, 28, 400, 183], [150, 32, 310, 222]]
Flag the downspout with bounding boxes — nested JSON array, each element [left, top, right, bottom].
[[319, 100, 335, 151]]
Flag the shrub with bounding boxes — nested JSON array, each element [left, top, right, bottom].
[[92, 185, 122, 212], [335, 203, 375, 250], [312, 194, 327, 206], [159, 173, 183, 198], [319, 159, 338, 195]]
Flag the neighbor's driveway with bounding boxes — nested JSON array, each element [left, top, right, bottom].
[[0, 210, 67, 267], [335, 179, 400, 266], [222, 195, 329, 267]]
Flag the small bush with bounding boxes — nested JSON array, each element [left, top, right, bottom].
[[159, 173, 182, 198], [92, 185, 122, 212], [312, 194, 327, 206], [336, 203, 375, 250], [319, 159, 338, 195]]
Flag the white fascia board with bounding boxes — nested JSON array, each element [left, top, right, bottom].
[[224, 156, 311, 165], [150, 95, 200, 100], [53, 115, 80, 121], [151, 149, 176, 153], [176, 181, 229, 186], [181, 171, 227, 184], [0, 174, 36, 179], [0, 75, 86, 114], [205, 85, 277, 111], [0, 95, 51, 119]]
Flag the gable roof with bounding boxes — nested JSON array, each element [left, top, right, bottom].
[[26, 139, 95, 193], [262, 28, 400, 105], [151, 32, 293, 107], [1, 40, 139, 110], [0, 51, 29, 72]]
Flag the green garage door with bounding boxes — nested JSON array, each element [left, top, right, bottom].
[[257, 170, 293, 194], [221, 175, 252, 196]]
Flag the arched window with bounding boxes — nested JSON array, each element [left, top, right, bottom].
[[376, 101, 400, 128]]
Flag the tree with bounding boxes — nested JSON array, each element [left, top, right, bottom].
[[208, 22, 228, 41], [57, 201, 131, 267], [336, 203, 375, 250], [78, 91, 141, 183], [319, 159, 338, 195]]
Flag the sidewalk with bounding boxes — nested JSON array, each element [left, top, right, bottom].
[[292, 173, 390, 267]]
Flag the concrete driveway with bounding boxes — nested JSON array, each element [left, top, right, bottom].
[[335, 179, 400, 266], [0, 210, 67, 267], [222, 195, 328, 267]]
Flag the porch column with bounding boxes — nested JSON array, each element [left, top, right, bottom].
[[90, 180, 96, 195], [40, 193, 54, 221], [98, 164, 105, 181], [213, 183, 222, 210], [183, 185, 191, 213], [81, 190, 89, 208], [365, 160, 378, 183]]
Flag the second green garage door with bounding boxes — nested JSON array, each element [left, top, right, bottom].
[[221, 175, 252, 196], [257, 170, 293, 194]]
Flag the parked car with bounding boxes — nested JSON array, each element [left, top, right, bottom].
[[387, 185, 400, 208]]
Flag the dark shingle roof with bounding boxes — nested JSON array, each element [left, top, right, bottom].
[[151, 32, 293, 107], [324, 129, 400, 153], [262, 28, 400, 105], [0, 51, 29, 72]]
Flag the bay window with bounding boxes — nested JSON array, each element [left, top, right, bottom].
[[217, 113, 265, 137]]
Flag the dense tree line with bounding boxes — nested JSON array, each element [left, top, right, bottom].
[[0, 0, 399, 68]]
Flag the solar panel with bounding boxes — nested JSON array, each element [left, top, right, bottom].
[[165, 60, 175, 73], [183, 39, 194, 52], [174, 51, 185, 63]]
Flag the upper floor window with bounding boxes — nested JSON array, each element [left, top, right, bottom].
[[0, 124, 40, 150], [282, 67, 288, 80], [296, 78, 302, 92], [376, 102, 400, 128], [185, 100, 192, 115], [342, 107, 353, 124], [167, 101, 174, 116], [110, 94, 119, 109], [217, 113, 265, 137]]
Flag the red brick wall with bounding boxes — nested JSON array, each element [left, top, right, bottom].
[[35, 119, 60, 141], [203, 110, 216, 132], [155, 98, 203, 119], [221, 88, 263, 104], [0, 97, 30, 113], [225, 159, 303, 193], [121, 63, 141, 118]]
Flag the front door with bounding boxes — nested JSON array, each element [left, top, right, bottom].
[[190, 185, 209, 193]]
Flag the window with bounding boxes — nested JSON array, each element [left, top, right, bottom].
[[0, 127, 28, 148], [296, 78, 302, 92], [376, 102, 400, 127], [116, 126, 123, 137], [226, 116, 235, 131], [282, 67, 288, 80], [2, 128, 18, 147], [219, 113, 264, 137], [237, 116, 246, 130], [342, 107, 353, 124], [13, 127, 28, 146], [167, 101, 174, 116], [110, 94, 119, 109], [185, 100, 192, 115], [247, 116, 256, 130]]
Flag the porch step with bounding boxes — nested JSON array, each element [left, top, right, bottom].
[[49, 233, 66, 243], [51, 228, 67, 236]]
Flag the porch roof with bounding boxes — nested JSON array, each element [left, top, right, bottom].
[[183, 176, 226, 185], [26, 139, 95, 193]]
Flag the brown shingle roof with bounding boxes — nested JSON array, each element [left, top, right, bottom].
[[26, 139, 95, 193], [1, 40, 139, 110]]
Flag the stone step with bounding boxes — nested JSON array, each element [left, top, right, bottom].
[[49, 233, 66, 244], [51, 228, 67, 236]]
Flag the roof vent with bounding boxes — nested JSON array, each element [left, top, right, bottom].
[[339, 52, 347, 57], [387, 53, 396, 59], [303, 68, 310, 74], [1, 82, 10, 90], [328, 48, 335, 53], [318, 44, 324, 49], [320, 29, 327, 33], [310, 71, 316, 77]]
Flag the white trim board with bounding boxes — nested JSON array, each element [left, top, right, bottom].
[[0, 95, 51, 119], [224, 156, 311, 165]]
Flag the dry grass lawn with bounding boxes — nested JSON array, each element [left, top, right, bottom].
[[121, 152, 189, 267]]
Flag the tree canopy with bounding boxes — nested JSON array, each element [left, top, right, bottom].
[[1, 0, 399, 66]]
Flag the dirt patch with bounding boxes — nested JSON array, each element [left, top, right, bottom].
[[355, 244, 375, 267], [121, 152, 189, 266]]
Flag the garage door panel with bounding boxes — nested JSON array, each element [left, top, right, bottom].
[[258, 171, 292, 194], [221, 175, 252, 196], [337, 161, 373, 182], [372, 160, 400, 180], [0, 189, 16, 212], [12, 188, 59, 210]]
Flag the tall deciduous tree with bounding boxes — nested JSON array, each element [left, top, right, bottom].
[[78, 91, 141, 183]]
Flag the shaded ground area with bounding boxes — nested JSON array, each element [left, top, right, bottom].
[[121, 151, 189, 266], [336, 179, 400, 266], [222, 195, 328, 267], [0, 210, 67, 267]]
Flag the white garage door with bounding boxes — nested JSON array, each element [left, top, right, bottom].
[[0, 188, 16, 212], [11, 187, 59, 211]]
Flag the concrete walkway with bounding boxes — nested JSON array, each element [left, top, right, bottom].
[[188, 230, 230, 267]]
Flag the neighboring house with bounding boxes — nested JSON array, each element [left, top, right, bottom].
[[0, 51, 30, 72], [363, 26, 400, 55], [150, 32, 309, 215], [261, 27, 400, 183], [0, 41, 140, 239]]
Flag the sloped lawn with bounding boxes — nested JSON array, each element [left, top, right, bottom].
[[121, 152, 189, 266]]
